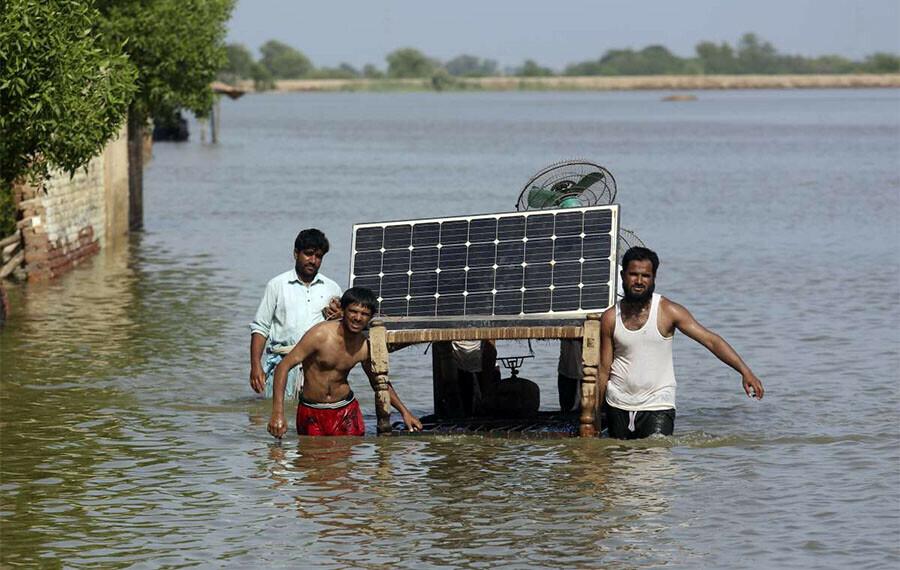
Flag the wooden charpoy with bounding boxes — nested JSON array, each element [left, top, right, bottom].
[[366, 314, 603, 437]]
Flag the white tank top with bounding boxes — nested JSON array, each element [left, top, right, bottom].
[[606, 293, 677, 411]]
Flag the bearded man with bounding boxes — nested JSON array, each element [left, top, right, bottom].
[[597, 247, 765, 439]]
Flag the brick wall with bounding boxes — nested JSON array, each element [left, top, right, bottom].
[[15, 125, 130, 281]]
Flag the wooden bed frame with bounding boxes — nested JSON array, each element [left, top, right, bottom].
[[366, 313, 603, 437]]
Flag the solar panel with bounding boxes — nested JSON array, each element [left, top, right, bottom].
[[350, 205, 619, 322]]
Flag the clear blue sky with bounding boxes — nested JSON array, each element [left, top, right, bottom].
[[227, 0, 900, 70]]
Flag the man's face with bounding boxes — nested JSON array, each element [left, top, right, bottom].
[[342, 303, 373, 333], [621, 259, 655, 303], [294, 248, 325, 282]]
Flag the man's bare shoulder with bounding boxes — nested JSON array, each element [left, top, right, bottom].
[[305, 320, 339, 340], [600, 306, 616, 324], [659, 296, 692, 320]]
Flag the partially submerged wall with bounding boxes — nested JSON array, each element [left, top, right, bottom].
[[14, 125, 130, 281]]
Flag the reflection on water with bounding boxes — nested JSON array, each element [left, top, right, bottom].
[[2, 90, 898, 568]]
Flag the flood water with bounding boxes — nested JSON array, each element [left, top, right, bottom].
[[2, 89, 899, 568]]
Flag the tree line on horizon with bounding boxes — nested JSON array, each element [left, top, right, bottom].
[[222, 33, 899, 89]]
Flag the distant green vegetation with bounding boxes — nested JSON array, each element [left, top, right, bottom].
[[222, 32, 900, 90]]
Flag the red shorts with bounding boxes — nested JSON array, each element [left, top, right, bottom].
[[296, 396, 365, 436]]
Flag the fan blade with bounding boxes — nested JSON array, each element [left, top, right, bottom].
[[570, 171, 604, 192]]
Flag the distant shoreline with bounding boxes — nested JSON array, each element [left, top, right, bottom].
[[237, 74, 900, 93]]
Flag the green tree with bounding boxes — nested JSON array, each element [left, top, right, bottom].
[[863, 52, 900, 73], [386, 48, 435, 78], [516, 59, 554, 77], [259, 40, 313, 79], [445, 54, 498, 77], [362, 64, 384, 79], [0, 0, 137, 236], [96, 0, 233, 122], [250, 62, 275, 91], [736, 33, 778, 73], [696, 41, 736, 74], [95, 0, 233, 229], [221, 42, 255, 82]]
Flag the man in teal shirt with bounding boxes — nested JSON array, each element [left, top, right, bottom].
[[250, 228, 342, 398]]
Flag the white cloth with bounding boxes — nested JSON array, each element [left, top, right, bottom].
[[250, 269, 342, 351], [452, 340, 483, 373], [606, 293, 677, 411]]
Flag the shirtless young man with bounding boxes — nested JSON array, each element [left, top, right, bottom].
[[597, 247, 765, 439], [267, 287, 423, 438]]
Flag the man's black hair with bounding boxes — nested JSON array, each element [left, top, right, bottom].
[[621, 246, 660, 275], [340, 286, 378, 313], [294, 228, 330, 255]]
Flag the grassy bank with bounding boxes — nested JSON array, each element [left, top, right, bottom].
[[236, 74, 900, 93]]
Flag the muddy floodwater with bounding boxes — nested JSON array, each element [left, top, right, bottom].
[[2, 89, 898, 568]]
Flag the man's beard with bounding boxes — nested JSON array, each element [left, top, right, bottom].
[[623, 282, 654, 304]]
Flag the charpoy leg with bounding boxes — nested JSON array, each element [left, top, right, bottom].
[[579, 314, 602, 437], [368, 320, 393, 434]]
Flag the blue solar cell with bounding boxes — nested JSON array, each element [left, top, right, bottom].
[[437, 294, 465, 316], [496, 241, 524, 265], [381, 272, 409, 293], [526, 214, 554, 238], [524, 263, 552, 288], [584, 209, 613, 234], [495, 265, 524, 290], [525, 238, 553, 264], [356, 227, 383, 251], [409, 272, 437, 296], [382, 249, 410, 273], [581, 285, 610, 308], [465, 268, 494, 292], [437, 269, 466, 294], [497, 216, 525, 241], [554, 236, 582, 261], [583, 234, 611, 259], [411, 247, 439, 271], [582, 260, 610, 283], [524, 288, 551, 313], [439, 245, 467, 269], [494, 290, 522, 315], [555, 211, 583, 236], [465, 292, 494, 314], [440, 220, 468, 245], [408, 296, 436, 316], [354, 251, 381, 276], [379, 297, 408, 316], [412, 222, 440, 247], [468, 218, 497, 243], [552, 261, 581, 286], [384, 224, 412, 249], [551, 287, 581, 311], [467, 242, 495, 267]]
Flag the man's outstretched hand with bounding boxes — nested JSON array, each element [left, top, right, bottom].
[[742, 373, 765, 400]]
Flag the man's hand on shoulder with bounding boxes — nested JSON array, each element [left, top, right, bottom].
[[742, 372, 765, 400], [323, 296, 341, 320]]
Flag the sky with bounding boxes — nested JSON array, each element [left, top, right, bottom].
[[227, 0, 900, 70]]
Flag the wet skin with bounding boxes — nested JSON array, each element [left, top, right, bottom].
[[595, 259, 765, 413], [267, 303, 422, 438]]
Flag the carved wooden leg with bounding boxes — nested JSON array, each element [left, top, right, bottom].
[[368, 320, 392, 434], [579, 313, 602, 437]]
